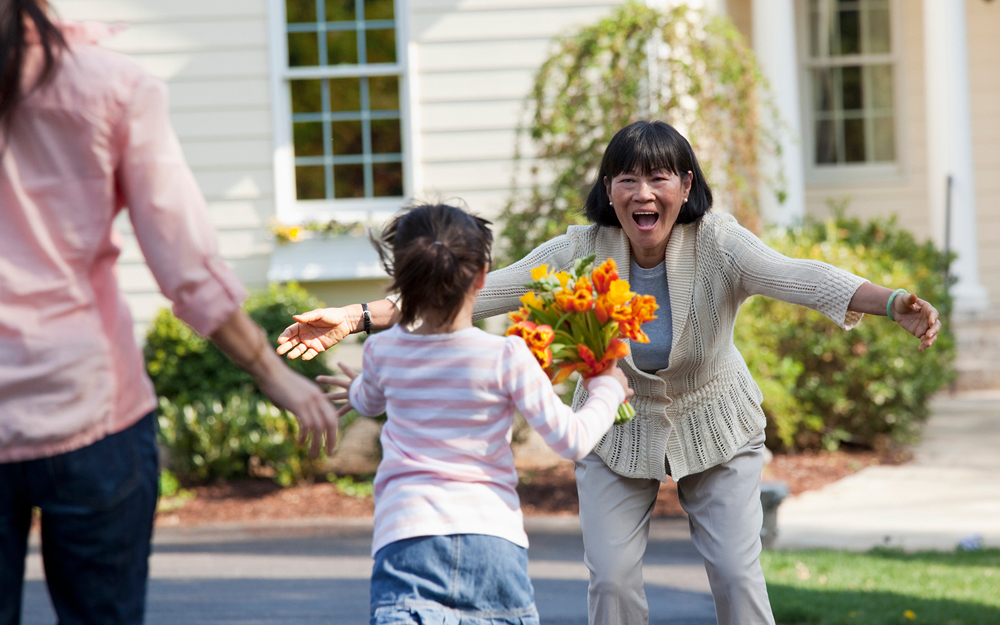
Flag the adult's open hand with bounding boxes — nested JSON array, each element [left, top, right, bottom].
[[277, 307, 355, 360], [892, 292, 941, 352]]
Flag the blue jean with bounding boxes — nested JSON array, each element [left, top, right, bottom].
[[0, 412, 159, 625], [370, 534, 540, 625]]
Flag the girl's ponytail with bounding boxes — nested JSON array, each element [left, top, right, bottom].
[[0, 0, 66, 138], [374, 202, 493, 328]]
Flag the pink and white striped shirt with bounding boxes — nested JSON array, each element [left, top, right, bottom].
[[349, 325, 625, 555]]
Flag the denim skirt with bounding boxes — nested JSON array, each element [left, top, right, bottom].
[[370, 533, 540, 625]]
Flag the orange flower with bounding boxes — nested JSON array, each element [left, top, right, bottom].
[[630, 294, 659, 323], [505, 320, 536, 339], [532, 347, 553, 369], [618, 318, 650, 343], [526, 324, 555, 351], [574, 275, 594, 295], [592, 259, 619, 294], [508, 306, 531, 323], [604, 338, 630, 361], [555, 288, 593, 313], [577, 344, 614, 376]]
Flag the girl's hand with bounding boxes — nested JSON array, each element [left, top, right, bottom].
[[584, 360, 634, 399], [277, 307, 356, 360], [316, 362, 360, 420], [892, 292, 941, 352]]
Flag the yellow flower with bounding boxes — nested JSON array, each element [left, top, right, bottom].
[[520, 290, 545, 310], [287, 226, 301, 241], [605, 279, 636, 306], [530, 265, 551, 280], [555, 271, 572, 288], [903, 610, 916, 620]]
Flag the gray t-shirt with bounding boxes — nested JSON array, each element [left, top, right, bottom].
[[628, 258, 673, 374]]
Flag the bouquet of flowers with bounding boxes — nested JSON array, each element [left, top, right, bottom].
[[506, 255, 659, 424]]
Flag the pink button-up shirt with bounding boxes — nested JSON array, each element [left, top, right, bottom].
[[0, 22, 247, 463]]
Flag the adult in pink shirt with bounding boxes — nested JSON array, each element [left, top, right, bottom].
[[0, 3, 339, 623]]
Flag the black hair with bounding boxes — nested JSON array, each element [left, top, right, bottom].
[[0, 0, 66, 140], [373, 202, 493, 328], [584, 120, 713, 227]]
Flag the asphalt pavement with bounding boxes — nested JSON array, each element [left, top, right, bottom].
[[22, 516, 718, 625]]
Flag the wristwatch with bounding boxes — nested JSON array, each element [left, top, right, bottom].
[[361, 302, 372, 334]]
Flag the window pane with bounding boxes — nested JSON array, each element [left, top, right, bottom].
[[816, 120, 838, 164], [291, 80, 322, 113], [365, 29, 396, 64], [334, 165, 365, 198], [866, 6, 891, 54], [844, 118, 865, 162], [371, 119, 401, 153], [373, 162, 403, 197], [365, 0, 394, 20], [296, 166, 326, 200], [288, 32, 319, 67], [286, 0, 316, 23], [329, 78, 361, 111], [293, 122, 324, 156], [841, 66, 863, 110], [873, 116, 895, 161], [813, 69, 835, 113], [837, 9, 860, 55], [326, 0, 355, 21], [869, 64, 893, 110], [331, 121, 364, 155], [369, 76, 399, 110], [327, 31, 358, 65]]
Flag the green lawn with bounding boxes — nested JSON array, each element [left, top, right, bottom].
[[761, 548, 1000, 625]]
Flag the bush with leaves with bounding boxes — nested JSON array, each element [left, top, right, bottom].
[[146, 282, 332, 484], [735, 212, 956, 452]]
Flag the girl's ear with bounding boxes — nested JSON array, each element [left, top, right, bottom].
[[473, 264, 489, 290]]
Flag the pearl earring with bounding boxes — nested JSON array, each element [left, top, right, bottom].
[[609, 200, 613, 206], [683, 198, 688, 203]]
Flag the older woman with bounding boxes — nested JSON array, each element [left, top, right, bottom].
[[279, 121, 940, 625]]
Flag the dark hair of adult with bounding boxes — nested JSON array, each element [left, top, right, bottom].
[[373, 202, 493, 328], [0, 0, 66, 138], [584, 120, 713, 227]]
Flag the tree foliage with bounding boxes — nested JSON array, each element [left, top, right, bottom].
[[499, 1, 778, 265]]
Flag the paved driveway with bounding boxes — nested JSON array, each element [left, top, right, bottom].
[[22, 517, 717, 625]]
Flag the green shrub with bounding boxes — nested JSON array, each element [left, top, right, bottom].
[[146, 282, 333, 484], [734, 212, 956, 452]]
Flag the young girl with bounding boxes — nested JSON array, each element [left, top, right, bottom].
[[320, 203, 632, 625]]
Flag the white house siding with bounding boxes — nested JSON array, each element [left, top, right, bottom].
[[52, 0, 276, 337], [967, 0, 1000, 308], [410, 0, 627, 221], [799, 2, 933, 244]]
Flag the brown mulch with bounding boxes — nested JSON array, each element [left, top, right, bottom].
[[155, 448, 911, 528]]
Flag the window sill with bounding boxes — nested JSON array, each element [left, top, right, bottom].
[[267, 235, 387, 282], [805, 162, 906, 188]]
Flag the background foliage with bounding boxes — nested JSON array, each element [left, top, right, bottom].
[[146, 283, 332, 485], [499, 1, 777, 264], [735, 211, 956, 452]]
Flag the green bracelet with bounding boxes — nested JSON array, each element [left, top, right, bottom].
[[887, 288, 908, 321]]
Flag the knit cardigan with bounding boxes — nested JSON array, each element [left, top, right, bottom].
[[474, 213, 868, 481]]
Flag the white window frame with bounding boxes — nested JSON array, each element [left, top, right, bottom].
[[797, 0, 907, 185], [267, 0, 415, 225]]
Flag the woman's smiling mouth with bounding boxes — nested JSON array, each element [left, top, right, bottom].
[[632, 211, 659, 230]]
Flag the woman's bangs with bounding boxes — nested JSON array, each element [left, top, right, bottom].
[[605, 125, 682, 179]]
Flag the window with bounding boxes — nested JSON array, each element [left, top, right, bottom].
[[802, 0, 897, 167], [269, 0, 410, 221]]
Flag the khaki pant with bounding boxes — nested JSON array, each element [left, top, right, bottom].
[[575, 433, 774, 625]]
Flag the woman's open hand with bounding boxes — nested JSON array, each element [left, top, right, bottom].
[[893, 292, 941, 351], [277, 307, 356, 360]]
